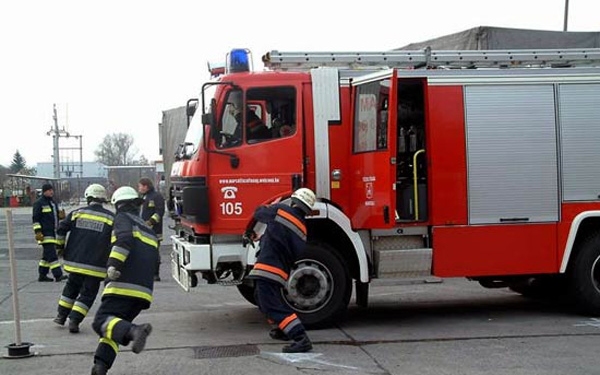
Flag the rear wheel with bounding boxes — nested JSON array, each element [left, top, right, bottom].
[[283, 243, 351, 328], [570, 232, 600, 315]]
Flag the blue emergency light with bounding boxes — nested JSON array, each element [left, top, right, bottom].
[[227, 48, 252, 73]]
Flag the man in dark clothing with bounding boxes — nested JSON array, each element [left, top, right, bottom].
[[244, 187, 316, 353], [32, 183, 67, 282], [138, 177, 165, 281], [90, 186, 158, 375], [54, 184, 114, 334]]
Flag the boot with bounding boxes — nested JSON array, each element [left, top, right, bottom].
[[269, 328, 290, 341], [38, 275, 53, 282], [55, 275, 68, 282], [53, 314, 67, 326], [91, 362, 108, 375], [128, 323, 153, 354], [68, 319, 80, 333], [282, 334, 313, 353]]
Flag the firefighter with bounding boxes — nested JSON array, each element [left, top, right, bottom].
[[53, 184, 114, 333], [138, 177, 165, 281], [244, 187, 316, 353], [90, 186, 158, 375], [32, 183, 67, 282]]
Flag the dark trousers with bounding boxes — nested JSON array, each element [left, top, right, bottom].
[[39, 243, 63, 278], [254, 279, 305, 339], [91, 297, 146, 369], [57, 273, 101, 323], [155, 240, 162, 276]]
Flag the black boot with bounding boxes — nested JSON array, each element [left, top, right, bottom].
[[91, 362, 108, 375], [269, 328, 290, 341], [282, 334, 313, 353], [68, 319, 80, 333], [53, 314, 67, 326], [55, 275, 68, 282], [127, 323, 153, 354], [38, 275, 53, 282]]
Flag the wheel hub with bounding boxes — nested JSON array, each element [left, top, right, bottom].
[[591, 255, 600, 294], [285, 260, 334, 313]]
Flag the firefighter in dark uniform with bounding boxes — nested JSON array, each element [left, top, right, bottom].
[[138, 177, 165, 281], [32, 183, 67, 282], [90, 186, 158, 375], [244, 188, 316, 353], [53, 184, 114, 334]]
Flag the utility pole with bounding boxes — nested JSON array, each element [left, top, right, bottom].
[[563, 0, 570, 31], [47, 104, 73, 179]]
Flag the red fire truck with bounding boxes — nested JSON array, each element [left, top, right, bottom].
[[169, 47, 600, 326]]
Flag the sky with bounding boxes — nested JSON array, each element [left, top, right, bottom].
[[0, 0, 597, 168]]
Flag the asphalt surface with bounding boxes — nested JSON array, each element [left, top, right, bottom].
[[1, 206, 600, 374]]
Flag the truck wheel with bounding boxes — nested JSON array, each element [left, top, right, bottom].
[[283, 243, 351, 328], [236, 283, 257, 306], [570, 232, 600, 315]]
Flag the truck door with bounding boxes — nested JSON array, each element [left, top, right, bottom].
[[208, 85, 304, 233], [350, 70, 398, 228]]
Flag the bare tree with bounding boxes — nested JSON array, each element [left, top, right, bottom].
[[94, 133, 137, 166]]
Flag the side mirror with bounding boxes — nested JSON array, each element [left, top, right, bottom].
[[186, 98, 199, 128]]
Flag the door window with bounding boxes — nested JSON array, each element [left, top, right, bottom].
[[353, 80, 389, 153]]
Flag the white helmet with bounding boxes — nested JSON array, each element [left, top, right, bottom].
[[291, 188, 316, 214], [111, 186, 142, 205], [84, 184, 108, 202]]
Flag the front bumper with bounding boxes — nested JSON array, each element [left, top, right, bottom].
[[170, 234, 257, 290]]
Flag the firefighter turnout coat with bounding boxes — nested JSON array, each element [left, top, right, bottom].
[[140, 188, 165, 240], [56, 203, 115, 279], [104, 211, 159, 309], [247, 203, 308, 286], [32, 195, 60, 244]]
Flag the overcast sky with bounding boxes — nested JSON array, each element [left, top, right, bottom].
[[0, 0, 597, 168]]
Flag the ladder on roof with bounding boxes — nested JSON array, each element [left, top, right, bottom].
[[262, 48, 600, 70]]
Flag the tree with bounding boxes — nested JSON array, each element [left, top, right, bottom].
[[8, 150, 36, 175], [10, 150, 26, 173], [94, 133, 137, 166]]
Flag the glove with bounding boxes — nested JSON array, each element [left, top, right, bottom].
[[107, 266, 121, 280], [145, 219, 155, 227], [35, 232, 44, 242], [58, 209, 66, 220], [56, 246, 64, 257], [242, 230, 257, 248]]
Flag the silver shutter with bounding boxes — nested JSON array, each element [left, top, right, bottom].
[[559, 83, 600, 202], [465, 85, 559, 224]]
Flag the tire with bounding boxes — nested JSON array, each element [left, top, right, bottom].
[[283, 243, 352, 328], [569, 232, 600, 315], [236, 282, 257, 306]]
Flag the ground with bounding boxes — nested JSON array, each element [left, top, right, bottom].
[[1, 206, 599, 374]]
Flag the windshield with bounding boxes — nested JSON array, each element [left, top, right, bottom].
[[182, 84, 216, 158]]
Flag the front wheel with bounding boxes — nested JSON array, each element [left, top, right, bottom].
[[570, 232, 600, 315], [283, 243, 352, 328]]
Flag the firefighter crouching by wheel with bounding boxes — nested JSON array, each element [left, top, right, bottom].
[[244, 188, 316, 353], [90, 186, 158, 375], [32, 183, 67, 282], [53, 184, 114, 333], [138, 177, 165, 281]]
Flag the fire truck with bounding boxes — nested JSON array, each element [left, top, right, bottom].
[[169, 47, 600, 326]]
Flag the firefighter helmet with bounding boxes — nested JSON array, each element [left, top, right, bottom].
[[84, 184, 108, 202], [111, 186, 142, 205], [291, 188, 316, 214]]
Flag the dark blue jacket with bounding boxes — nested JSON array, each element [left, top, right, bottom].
[[247, 203, 307, 286], [56, 203, 114, 279], [140, 187, 165, 240], [104, 208, 159, 309], [32, 195, 60, 244]]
